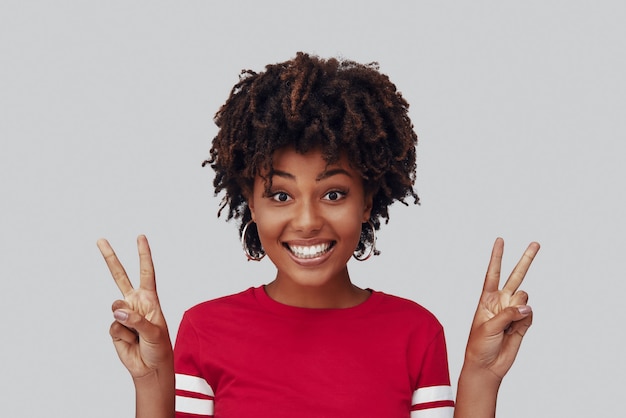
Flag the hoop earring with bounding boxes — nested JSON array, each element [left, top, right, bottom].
[[241, 220, 265, 261], [353, 221, 377, 261]]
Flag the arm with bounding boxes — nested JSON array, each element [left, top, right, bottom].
[[454, 238, 540, 418], [98, 235, 175, 418]]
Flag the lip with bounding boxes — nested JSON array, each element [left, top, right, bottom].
[[282, 240, 336, 266]]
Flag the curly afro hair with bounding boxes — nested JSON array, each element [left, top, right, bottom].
[[203, 52, 419, 259]]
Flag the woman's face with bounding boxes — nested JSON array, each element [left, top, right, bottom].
[[248, 146, 372, 300]]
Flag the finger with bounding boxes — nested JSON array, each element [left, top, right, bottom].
[[111, 301, 138, 336], [112, 299, 131, 312], [110, 320, 139, 345], [137, 235, 156, 292], [109, 322, 143, 374], [502, 242, 540, 295], [483, 237, 504, 293], [505, 312, 533, 337], [97, 238, 134, 297], [495, 312, 533, 377], [502, 309, 533, 352], [112, 308, 163, 344], [487, 305, 532, 336], [509, 290, 529, 307]]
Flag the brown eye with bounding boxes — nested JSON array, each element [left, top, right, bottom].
[[323, 190, 346, 201], [272, 192, 290, 202]]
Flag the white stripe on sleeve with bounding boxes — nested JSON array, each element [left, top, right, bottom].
[[410, 406, 454, 418], [175, 373, 215, 397], [411, 385, 454, 405], [175, 395, 214, 416]]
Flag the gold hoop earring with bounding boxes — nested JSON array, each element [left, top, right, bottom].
[[241, 220, 265, 261], [353, 221, 377, 261]]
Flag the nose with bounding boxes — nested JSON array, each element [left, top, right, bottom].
[[291, 200, 323, 234]]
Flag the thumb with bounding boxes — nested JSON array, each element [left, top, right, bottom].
[[113, 308, 162, 343], [483, 305, 533, 337], [492, 306, 533, 376]]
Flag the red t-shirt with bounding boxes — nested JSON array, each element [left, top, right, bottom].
[[174, 286, 454, 418]]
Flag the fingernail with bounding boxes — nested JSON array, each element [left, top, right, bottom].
[[113, 310, 128, 321], [517, 305, 532, 315]]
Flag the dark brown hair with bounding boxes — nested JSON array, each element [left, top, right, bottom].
[[203, 52, 419, 258]]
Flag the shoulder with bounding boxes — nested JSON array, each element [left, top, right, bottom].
[[182, 287, 259, 322], [373, 290, 437, 316], [370, 290, 444, 331]]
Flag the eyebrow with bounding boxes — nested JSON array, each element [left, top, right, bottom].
[[272, 168, 353, 181]]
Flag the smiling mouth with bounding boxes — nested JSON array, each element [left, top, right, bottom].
[[284, 242, 335, 259]]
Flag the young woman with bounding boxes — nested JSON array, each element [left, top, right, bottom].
[[98, 52, 540, 418]]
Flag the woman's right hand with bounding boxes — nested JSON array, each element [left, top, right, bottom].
[[97, 235, 173, 379]]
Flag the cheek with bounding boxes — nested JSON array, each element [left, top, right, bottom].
[[254, 212, 283, 242], [330, 208, 365, 241]]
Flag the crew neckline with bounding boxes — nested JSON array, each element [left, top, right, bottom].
[[252, 285, 383, 318]]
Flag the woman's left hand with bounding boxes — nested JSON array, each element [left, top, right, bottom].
[[463, 237, 540, 379]]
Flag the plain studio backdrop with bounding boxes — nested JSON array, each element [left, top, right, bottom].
[[1, 1, 624, 416]]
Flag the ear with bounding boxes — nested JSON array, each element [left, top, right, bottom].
[[362, 193, 373, 223], [245, 190, 257, 222], [248, 202, 256, 222]]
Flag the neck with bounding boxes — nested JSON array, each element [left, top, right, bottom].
[[264, 279, 370, 309]]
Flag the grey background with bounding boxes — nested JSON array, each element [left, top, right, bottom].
[[1, 1, 624, 416]]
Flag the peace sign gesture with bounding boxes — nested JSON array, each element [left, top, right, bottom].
[[454, 238, 540, 417], [464, 237, 540, 379], [97, 235, 173, 380]]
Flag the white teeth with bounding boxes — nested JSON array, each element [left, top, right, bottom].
[[288, 243, 331, 259]]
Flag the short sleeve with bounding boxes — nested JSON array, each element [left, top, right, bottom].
[[174, 313, 215, 418], [410, 328, 455, 418]]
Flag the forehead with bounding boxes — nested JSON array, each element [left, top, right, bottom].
[[267, 146, 359, 178]]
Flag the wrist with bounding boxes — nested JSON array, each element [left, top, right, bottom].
[[459, 363, 502, 386], [132, 350, 175, 387], [132, 359, 174, 395], [133, 365, 176, 418], [133, 366, 174, 388], [454, 365, 502, 418]]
